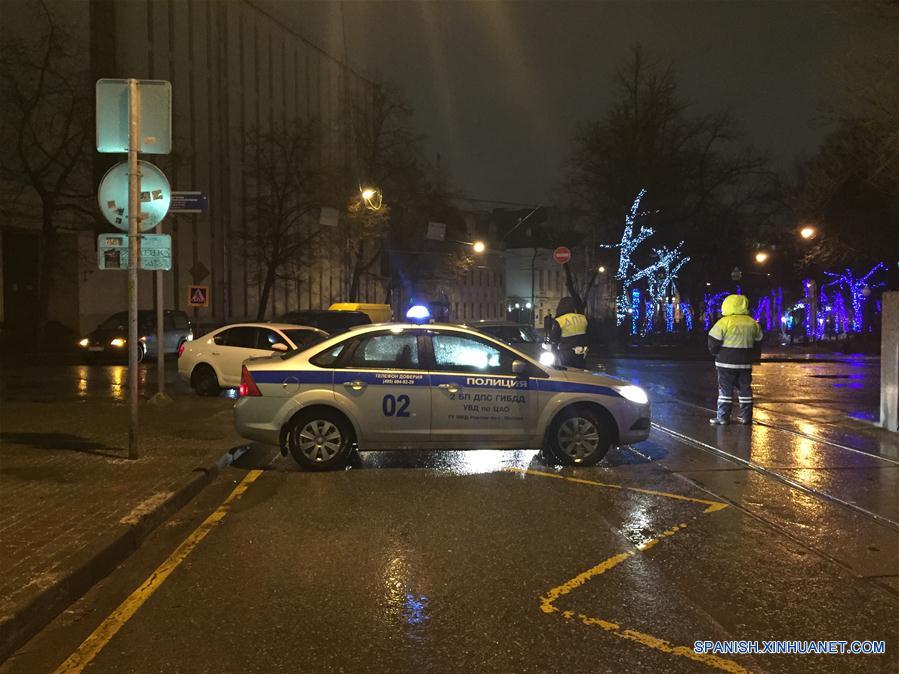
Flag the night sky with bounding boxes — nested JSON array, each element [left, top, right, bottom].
[[286, 0, 884, 206]]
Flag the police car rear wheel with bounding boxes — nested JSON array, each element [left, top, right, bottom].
[[547, 409, 610, 466], [288, 410, 353, 471]]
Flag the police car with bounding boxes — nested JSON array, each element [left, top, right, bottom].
[[234, 323, 650, 470]]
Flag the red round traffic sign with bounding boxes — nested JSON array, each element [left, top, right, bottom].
[[553, 246, 571, 265]]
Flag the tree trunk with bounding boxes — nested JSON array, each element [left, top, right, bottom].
[[562, 262, 585, 312], [36, 199, 57, 348], [256, 264, 278, 320]]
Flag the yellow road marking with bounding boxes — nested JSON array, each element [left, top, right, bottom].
[[55, 469, 264, 674], [517, 467, 747, 672], [506, 467, 729, 513], [539, 524, 687, 614]]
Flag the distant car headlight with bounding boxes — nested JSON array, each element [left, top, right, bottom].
[[78, 338, 89, 347], [617, 385, 648, 405], [539, 351, 556, 366], [110, 338, 126, 348]]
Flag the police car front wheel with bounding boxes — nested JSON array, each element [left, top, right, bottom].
[[287, 409, 354, 471], [546, 408, 611, 466]]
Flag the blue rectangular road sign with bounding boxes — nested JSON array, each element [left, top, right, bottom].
[[170, 191, 208, 213], [98, 233, 172, 270]]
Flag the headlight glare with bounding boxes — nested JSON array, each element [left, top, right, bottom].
[[618, 385, 648, 405], [539, 351, 556, 366], [78, 338, 89, 347], [110, 338, 126, 348]]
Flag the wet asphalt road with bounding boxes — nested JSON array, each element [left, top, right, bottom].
[[2, 359, 898, 673]]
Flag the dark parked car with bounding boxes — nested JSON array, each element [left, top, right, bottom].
[[464, 320, 545, 361], [79, 310, 193, 363], [274, 310, 371, 335]]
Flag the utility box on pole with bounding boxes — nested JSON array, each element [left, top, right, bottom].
[[880, 291, 898, 432]]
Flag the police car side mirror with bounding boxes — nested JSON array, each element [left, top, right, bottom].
[[271, 343, 289, 352], [512, 360, 527, 376]]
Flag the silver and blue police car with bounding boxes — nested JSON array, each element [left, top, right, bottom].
[[234, 323, 650, 470]]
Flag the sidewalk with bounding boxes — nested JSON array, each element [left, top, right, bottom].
[[0, 395, 247, 662]]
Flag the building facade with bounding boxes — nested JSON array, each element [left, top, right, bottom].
[[1, 0, 386, 341]]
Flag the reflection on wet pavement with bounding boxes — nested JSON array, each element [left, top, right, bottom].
[[354, 448, 541, 474]]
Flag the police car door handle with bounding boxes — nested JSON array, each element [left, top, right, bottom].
[[437, 383, 459, 394], [343, 380, 367, 391]]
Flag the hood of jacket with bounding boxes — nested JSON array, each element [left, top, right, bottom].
[[721, 294, 750, 316]]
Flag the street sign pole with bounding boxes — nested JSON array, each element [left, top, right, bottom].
[[128, 79, 141, 460], [156, 220, 165, 397]]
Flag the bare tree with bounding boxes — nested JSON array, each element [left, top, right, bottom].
[[564, 45, 770, 296], [341, 81, 428, 301], [0, 0, 94, 340], [342, 193, 389, 302], [788, 3, 899, 269], [242, 120, 328, 320]]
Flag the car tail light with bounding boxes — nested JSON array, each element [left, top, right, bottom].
[[239, 366, 261, 397], [178, 342, 185, 358]]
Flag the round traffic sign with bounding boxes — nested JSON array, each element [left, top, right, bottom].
[[553, 246, 572, 265], [98, 161, 171, 232]]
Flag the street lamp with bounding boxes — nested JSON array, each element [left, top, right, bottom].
[[800, 225, 817, 240], [597, 265, 606, 273], [360, 186, 382, 211], [472, 240, 486, 254], [754, 251, 769, 264]]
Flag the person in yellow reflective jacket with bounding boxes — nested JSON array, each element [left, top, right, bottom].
[[707, 294, 763, 425], [549, 296, 588, 368]]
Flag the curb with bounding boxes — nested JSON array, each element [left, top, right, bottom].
[[0, 444, 250, 664]]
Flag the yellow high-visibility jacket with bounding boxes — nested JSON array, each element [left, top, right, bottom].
[[708, 295, 763, 369]]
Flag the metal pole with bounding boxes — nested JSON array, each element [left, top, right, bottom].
[[155, 222, 165, 395], [128, 78, 141, 459]]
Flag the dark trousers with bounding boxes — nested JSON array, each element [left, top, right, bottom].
[[716, 367, 753, 421]]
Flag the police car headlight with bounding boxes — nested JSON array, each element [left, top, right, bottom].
[[617, 385, 648, 405], [539, 351, 556, 366], [78, 338, 89, 348]]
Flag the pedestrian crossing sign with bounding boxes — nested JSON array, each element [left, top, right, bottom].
[[188, 285, 208, 308]]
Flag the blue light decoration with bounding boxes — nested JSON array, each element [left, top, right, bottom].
[[665, 302, 674, 332], [630, 288, 640, 335], [406, 304, 431, 322], [753, 296, 771, 330], [644, 300, 654, 334], [833, 293, 849, 334], [823, 263, 887, 333], [702, 292, 728, 330], [802, 279, 814, 338], [815, 287, 829, 340], [606, 189, 690, 332], [680, 302, 694, 331]]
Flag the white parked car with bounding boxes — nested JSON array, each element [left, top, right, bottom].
[[179, 322, 328, 396]]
